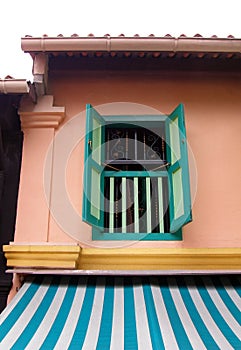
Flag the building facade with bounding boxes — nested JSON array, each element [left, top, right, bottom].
[[4, 35, 241, 272], [0, 35, 241, 349]]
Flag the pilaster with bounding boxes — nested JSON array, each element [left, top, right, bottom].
[[14, 95, 65, 243]]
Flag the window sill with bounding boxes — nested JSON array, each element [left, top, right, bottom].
[[92, 228, 182, 241]]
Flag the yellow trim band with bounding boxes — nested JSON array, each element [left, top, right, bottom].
[[3, 245, 80, 269], [79, 248, 241, 270], [3, 245, 241, 271]]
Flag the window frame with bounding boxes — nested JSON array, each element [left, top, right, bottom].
[[83, 104, 191, 241]]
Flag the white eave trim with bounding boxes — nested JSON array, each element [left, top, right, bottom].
[[21, 36, 241, 54], [0, 79, 30, 94]]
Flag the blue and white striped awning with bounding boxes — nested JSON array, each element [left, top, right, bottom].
[[0, 275, 240, 349]]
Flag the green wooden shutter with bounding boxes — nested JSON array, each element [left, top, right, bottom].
[[82, 104, 105, 228], [166, 104, 192, 233]]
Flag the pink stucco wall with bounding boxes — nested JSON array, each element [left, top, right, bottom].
[[15, 69, 241, 248]]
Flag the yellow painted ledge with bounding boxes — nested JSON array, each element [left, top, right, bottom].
[[3, 244, 81, 269], [79, 248, 241, 270], [3, 245, 241, 271]]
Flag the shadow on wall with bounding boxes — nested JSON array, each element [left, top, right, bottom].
[[0, 95, 23, 313]]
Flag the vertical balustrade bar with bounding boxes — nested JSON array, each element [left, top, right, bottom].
[[143, 131, 146, 160], [121, 177, 127, 233], [125, 130, 128, 159], [107, 129, 110, 160], [163, 177, 170, 232], [104, 177, 109, 231], [153, 177, 158, 233], [109, 177, 114, 233], [115, 177, 119, 230], [158, 177, 164, 232], [134, 131, 138, 160], [161, 134, 165, 161], [134, 177, 139, 233], [146, 177, 152, 232]]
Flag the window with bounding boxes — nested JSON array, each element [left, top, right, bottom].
[[82, 104, 192, 240]]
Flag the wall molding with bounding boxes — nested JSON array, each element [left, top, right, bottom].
[[4, 244, 80, 269], [19, 95, 65, 128], [3, 245, 241, 271], [79, 248, 241, 270]]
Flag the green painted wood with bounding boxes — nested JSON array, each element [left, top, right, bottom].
[[90, 168, 101, 219], [104, 170, 167, 178], [121, 177, 127, 233], [158, 177, 164, 232], [172, 167, 184, 220], [82, 104, 105, 228], [102, 115, 167, 124], [92, 117, 102, 165], [134, 177, 139, 233], [146, 177, 152, 233], [165, 104, 192, 233], [92, 228, 183, 241], [169, 116, 181, 164], [109, 177, 114, 233], [83, 107, 191, 240]]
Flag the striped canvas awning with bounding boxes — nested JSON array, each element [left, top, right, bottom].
[[0, 275, 240, 349]]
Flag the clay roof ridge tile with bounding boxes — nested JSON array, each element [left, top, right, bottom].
[[22, 33, 239, 39]]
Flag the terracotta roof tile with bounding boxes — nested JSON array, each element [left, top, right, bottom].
[[23, 33, 240, 39], [2, 75, 14, 79]]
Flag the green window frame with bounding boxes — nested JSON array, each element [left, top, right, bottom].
[[82, 104, 192, 241]]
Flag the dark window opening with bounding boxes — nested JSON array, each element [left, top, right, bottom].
[[104, 124, 169, 234], [105, 124, 167, 171]]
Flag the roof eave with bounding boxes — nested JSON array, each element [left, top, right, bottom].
[[21, 36, 241, 54], [0, 79, 30, 95]]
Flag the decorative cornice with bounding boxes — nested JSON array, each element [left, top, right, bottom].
[[3, 244, 80, 269], [19, 95, 65, 128], [3, 245, 241, 271]]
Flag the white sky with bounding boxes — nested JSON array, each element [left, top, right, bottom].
[[1, 0, 240, 81]]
